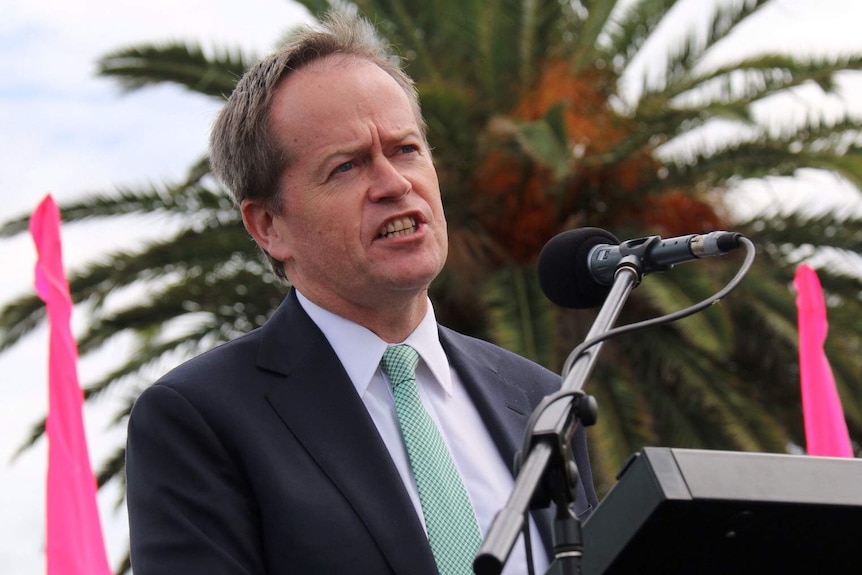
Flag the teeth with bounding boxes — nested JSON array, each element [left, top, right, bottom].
[[379, 216, 417, 238]]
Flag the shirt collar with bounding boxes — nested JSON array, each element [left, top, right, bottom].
[[295, 291, 452, 398]]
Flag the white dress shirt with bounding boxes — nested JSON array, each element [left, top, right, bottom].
[[297, 291, 549, 575]]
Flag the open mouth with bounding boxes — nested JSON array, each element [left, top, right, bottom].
[[379, 216, 418, 239]]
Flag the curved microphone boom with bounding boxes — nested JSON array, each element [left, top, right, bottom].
[[538, 228, 743, 309]]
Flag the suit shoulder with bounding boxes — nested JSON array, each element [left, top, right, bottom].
[[439, 326, 560, 390], [149, 327, 265, 396], [440, 326, 555, 371]]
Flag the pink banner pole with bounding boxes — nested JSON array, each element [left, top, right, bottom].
[[794, 264, 853, 458], [30, 195, 112, 575]]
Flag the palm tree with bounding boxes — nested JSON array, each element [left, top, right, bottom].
[[2, 1, 862, 566], [307, 0, 862, 484]]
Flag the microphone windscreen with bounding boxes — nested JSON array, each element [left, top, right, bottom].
[[538, 227, 620, 309]]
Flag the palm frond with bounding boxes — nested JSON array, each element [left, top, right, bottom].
[[98, 42, 253, 99], [482, 266, 556, 366], [655, 135, 862, 193], [0, 156, 219, 237], [635, 269, 733, 357], [662, 0, 772, 91], [570, 0, 619, 72], [602, 0, 680, 73], [351, 0, 444, 83], [670, 53, 862, 105]]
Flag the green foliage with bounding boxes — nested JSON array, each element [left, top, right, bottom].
[[98, 42, 253, 98]]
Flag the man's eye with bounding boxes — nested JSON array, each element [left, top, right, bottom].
[[399, 144, 418, 154], [333, 161, 354, 175]]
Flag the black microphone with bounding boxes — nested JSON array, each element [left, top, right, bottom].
[[538, 228, 743, 309]]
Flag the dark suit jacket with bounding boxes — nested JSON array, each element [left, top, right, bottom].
[[126, 290, 598, 574]]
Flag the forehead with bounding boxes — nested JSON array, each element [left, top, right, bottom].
[[268, 57, 419, 158]]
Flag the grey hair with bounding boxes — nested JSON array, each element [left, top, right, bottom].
[[209, 12, 424, 281]]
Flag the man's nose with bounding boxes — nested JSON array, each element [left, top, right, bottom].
[[368, 156, 411, 201]]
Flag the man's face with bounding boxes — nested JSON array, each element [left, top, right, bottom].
[[262, 56, 448, 314]]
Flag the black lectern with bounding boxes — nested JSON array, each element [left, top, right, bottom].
[[582, 448, 862, 574]]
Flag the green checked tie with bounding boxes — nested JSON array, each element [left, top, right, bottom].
[[381, 344, 483, 575]]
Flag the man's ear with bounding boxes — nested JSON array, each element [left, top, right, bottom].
[[240, 199, 291, 261]]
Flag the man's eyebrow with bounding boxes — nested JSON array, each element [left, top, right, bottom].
[[317, 143, 362, 167], [387, 128, 424, 142], [307, 126, 426, 179], [319, 129, 423, 164]]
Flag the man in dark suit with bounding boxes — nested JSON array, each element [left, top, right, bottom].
[[126, 13, 598, 575]]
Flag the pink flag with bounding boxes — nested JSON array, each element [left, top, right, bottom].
[[794, 264, 853, 458], [30, 195, 112, 575]]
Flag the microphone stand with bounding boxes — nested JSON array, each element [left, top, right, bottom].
[[474, 246, 655, 575]]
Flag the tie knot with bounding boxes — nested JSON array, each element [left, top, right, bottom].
[[381, 344, 419, 388]]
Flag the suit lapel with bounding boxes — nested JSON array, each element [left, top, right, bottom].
[[439, 327, 556, 555], [258, 292, 438, 575], [439, 326, 532, 474]]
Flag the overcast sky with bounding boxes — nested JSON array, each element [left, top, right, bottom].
[[1, 0, 861, 572]]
